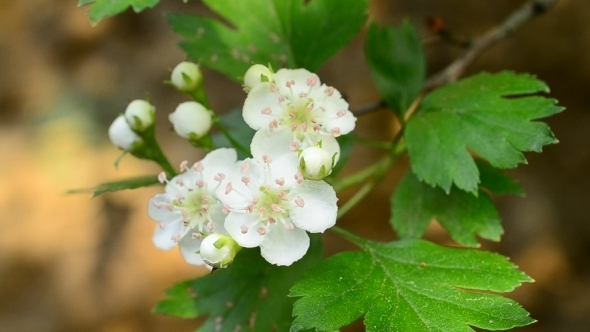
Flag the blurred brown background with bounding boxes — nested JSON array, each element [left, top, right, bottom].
[[0, 0, 588, 331]]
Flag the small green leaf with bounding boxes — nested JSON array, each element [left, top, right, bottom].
[[291, 239, 534, 332], [67, 175, 159, 197], [167, 0, 369, 80], [154, 235, 323, 331], [79, 0, 160, 24], [366, 20, 426, 116], [391, 172, 503, 247], [212, 108, 255, 159], [478, 160, 524, 196], [406, 71, 563, 194], [328, 134, 354, 179]]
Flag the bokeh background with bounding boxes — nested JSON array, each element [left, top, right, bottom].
[[1, 0, 588, 331]]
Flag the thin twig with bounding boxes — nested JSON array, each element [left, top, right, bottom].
[[351, 100, 387, 116], [424, 0, 560, 90]]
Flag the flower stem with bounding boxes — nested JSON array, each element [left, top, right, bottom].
[[213, 116, 252, 157], [337, 180, 378, 220], [329, 226, 367, 247], [332, 155, 393, 193]]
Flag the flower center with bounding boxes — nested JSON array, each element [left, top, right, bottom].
[[173, 189, 218, 233], [252, 186, 290, 227]]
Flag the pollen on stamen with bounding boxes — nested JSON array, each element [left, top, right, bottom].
[[159, 222, 165, 229], [278, 191, 288, 201], [324, 86, 334, 96], [179, 160, 189, 172], [269, 120, 278, 131], [271, 204, 283, 212], [241, 161, 250, 173], [256, 226, 266, 235], [331, 127, 342, 137], [222, 204, 230, 215], [298, 92, 307, 98], [278, 96, 285, 103], [225, 182, 233, 195], [258, 207, 267, 217], [207, 222, 216, 232], [313, 124, 321, 132], [153, 200, 162, 208], [289, 142, 300, 151], [337, 110, 346, 117], [245, 204, 254, 213], [202, 195, 210, 202], [191, 232, 201, 240], [193, 162, 204, 172], [240, 225, 248, 234], [181, 209, 189, 221], [202, 204, 210, 212], [158, 172, 167, 184], [241, 176, 250, 185], [214, 173, 226, 182], [275, 177, 285, 186], [268, 216, 277, 224], [307, 76, 318, 87], [172, 233, 181, 242], [294, 172, 304, 184], [295, 196, 305, 207], [175, 178, 185, 186], [269, 83, 279, 92], [262, 155, 272, 163], [166, 203, 174, 211], [283, 222, 295, 231], [290, 123, 297, 132], [261, 107, 272, 115], [300, 122, 308, 132], [196, 180, 205, 188]]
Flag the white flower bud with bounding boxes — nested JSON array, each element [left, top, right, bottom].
[[299, 146, 335, 180], [200, 234, 241, 268], [124, 99, 155, 132], [108, 115, 142, 151], [243, 64, 273, 92], [171, 61, 203, 93], [169, 101, 213, 139]]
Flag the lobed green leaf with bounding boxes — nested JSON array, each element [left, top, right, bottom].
[[366, 20, 426, 117], [78, 0, 159, 24], [154, 235, 323, 332], [405, 72, 563, 194], [167, 0, 369, 80], [291, 239, 534, 332]]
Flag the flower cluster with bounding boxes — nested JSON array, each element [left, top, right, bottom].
[[142, 64, 356, 267]]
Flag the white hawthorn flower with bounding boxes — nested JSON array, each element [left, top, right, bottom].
[[169, 101, 213, 139], [124, 99, 155, 132], [243, 64, 273, 92], [108, 115, 142, 151], [243, 68, 356, 159], [171, 61, 203, 93], [218, 153, 338, 266], [147, 148, 237, 265], [299, 146, 334, 180]]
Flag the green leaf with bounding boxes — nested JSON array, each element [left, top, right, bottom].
[[154, 235, 323, 331], [212, 108, 255, 159], [67, 175, 160, 197], [167, 0, 369, 80], [366, 20, 426, 116], [405, 71, 563, 194], [291, 240, 534, 332], [477, 160, 524, 196], [391, 172, 503, 247], [78, 0, 159, 24]]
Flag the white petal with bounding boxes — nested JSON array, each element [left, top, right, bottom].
[[259, 226, 309, 266], [224, 212, 265, 248], [243, 82, 283, 130], [200, 148, 238, 182], [147, 193, 176, 221], [325, 109, 357, 136], [250, 128, 294, 160], [267, 153, 299, 189], [289, 180, 338, 233], [216, 159, 261, 207], [179, 233, 205, 265], [153, 218, 183, 250], [274, 68, 320, 97]]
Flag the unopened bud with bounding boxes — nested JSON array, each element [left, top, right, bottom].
[[108, 115, 142, 151], [298, 146, 335, 180], [124, 99, 155, 132], [243, 64, 273, 92], [199, 234, 241, 268], [171, 61, 203, 93], [169, 101, 213, 139]]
